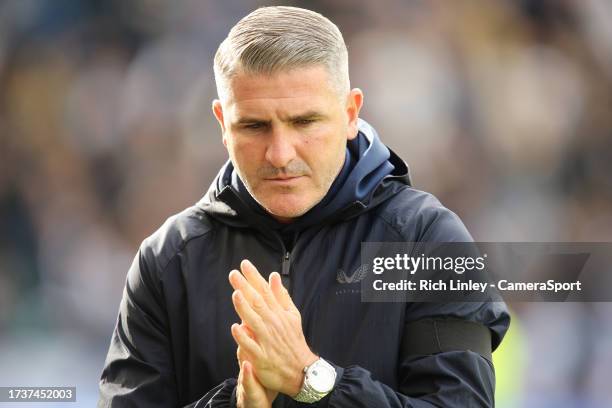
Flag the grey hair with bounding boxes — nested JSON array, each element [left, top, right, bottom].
[[213, 6, 350, 100]]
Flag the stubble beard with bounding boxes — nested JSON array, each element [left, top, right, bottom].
[[238, 149, 346, 221]]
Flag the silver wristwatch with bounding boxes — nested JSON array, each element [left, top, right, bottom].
[[293, 358, 337, 403]]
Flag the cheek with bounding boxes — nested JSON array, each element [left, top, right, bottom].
[[228, 138, 257, 162], [230, 141, 269, 185], [309, 135, 346, 182]]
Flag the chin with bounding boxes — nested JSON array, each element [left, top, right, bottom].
[[255, 191, 322, 221], [264, 200, 315, 220], [267, 206, 308, 219]]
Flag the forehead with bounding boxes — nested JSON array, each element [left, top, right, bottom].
[[223, 66, 339, 117]]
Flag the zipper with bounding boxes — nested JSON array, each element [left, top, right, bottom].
[[278, 231, 302, 294], [281, 251, 291, 290]]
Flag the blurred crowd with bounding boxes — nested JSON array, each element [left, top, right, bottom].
[[1, 0, 611, 406]]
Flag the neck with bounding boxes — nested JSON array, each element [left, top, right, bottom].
[[271, 214, 294, 224]]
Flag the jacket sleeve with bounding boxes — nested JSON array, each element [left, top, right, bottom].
[[326, 350, 494, 408], [325, 302, 508, 407], [323, 200, 510, 407], [98, 247, 237, 408]]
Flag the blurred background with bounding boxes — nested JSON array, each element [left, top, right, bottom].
[[1, 0, 611, 406]]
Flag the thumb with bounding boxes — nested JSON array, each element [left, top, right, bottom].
[[241, 361, 260, 395]]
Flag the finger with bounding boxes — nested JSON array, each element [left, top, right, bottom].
[[236, 360, 246, 405], [232, 289, 270, 332], [240, 259, 268, 290], [229, 268, 253, 293], [229, 269, 270, 310], [231, 267, 279, 316], [228, 269, 244, 291], [237, 358, 244, 383], [241, 361, 262, 400], [231, 291, 265, 335], [269, 272, 298, 312], [241, 322, 256, 339], [231, 322, 263, 359], [236, 345, 247, 365], [241, 260, 279, 308], [233, 270, 275, 321]]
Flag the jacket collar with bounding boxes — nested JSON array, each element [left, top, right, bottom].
[[197, 119, 411, 232]]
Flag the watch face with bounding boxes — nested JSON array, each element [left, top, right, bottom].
[[308, 361, 336, 393]]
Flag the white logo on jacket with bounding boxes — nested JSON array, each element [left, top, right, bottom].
[[336, 264, 369, 284]]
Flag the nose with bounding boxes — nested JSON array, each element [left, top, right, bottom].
[[264, 128, 297, 169]]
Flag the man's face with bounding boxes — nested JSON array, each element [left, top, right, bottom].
[[213, 65, 363, 222]]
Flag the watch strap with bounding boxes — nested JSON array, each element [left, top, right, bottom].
[[293, 358, 336, 403]]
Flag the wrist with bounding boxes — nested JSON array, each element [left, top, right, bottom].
[[292, 357, 337, 403], [288, 351, 319, 397]]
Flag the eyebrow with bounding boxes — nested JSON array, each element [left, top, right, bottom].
[[234, 110, 327, 125], [235, 116, 269, 125], [284, 111, 327, 122]]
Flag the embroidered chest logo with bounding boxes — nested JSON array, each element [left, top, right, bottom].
[[336, 264, 369, 284]]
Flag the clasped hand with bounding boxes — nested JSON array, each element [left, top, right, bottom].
[[229, 260, 318, 408]]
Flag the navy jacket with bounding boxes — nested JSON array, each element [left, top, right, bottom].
[[98, 120, 510, 407]]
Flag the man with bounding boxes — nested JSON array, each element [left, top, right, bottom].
[[99, 6, 509, 408]]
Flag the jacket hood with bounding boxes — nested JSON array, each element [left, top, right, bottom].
[[197, 119, 411, 232]]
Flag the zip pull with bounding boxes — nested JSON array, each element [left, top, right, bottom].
[[281, 251, 291, 276], [280, 251, 291, 291]]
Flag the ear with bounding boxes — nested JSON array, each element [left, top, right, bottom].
[[346, 88, 364, 140], [212, 99, 227, 147]]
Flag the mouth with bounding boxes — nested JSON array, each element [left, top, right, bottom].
[[264, 175, 304, 184]]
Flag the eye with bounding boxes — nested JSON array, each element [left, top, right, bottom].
[[295, 118, 315, 126], [244, 122, 265, 130]]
